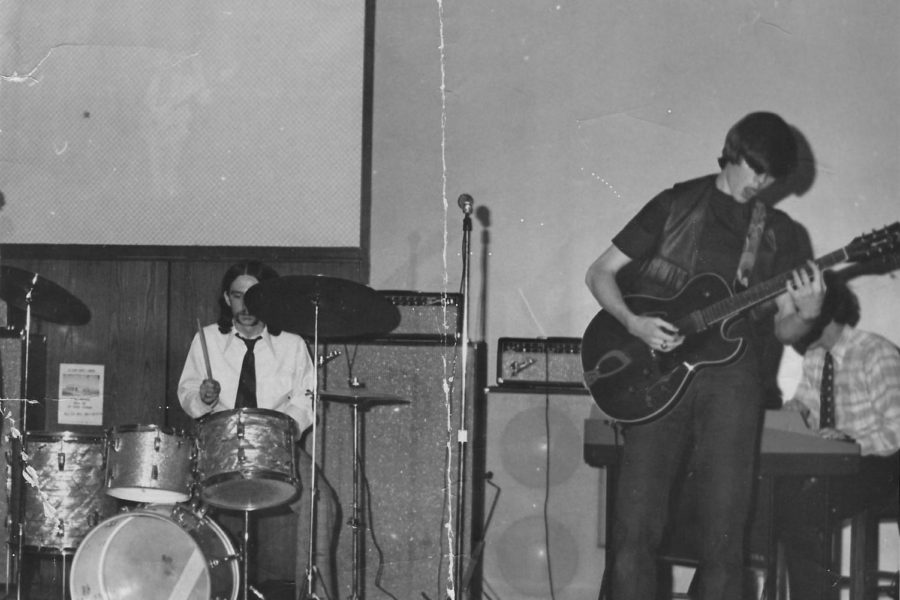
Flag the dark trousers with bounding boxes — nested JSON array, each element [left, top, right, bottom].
[[775, 451, 900, 600], [608, 362, 765, 600]]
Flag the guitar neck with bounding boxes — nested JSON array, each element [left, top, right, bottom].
[[700, 248, 848, 329]]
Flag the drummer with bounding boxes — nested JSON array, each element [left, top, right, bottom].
[[177, 260, 338, 596], [178, 260, 315, 425]]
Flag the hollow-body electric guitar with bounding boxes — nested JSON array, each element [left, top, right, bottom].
[[581, 222, 900, 424]]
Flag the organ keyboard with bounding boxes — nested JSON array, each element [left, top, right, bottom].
[[584, 409, 860, 475]]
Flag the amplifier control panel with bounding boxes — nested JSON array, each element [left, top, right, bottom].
[[496, 337, 584, 389]]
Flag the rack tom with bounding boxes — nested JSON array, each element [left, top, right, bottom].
[[104, 424, 194, 503], [195, 408, 298, 511]]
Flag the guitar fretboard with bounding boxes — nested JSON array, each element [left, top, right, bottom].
[[695, 248, 848, 331]]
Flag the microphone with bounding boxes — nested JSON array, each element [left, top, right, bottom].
[[457, 193, 474, 215]]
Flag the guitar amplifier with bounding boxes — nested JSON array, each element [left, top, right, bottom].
[[496, 337, 584, 389], [378, 290, 462, 342]]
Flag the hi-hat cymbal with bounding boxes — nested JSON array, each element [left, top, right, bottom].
[[244, 275, 400, 340], [0, 266, 91, 326], [319, 390, 410, 408]]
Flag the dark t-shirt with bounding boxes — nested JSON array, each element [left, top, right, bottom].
[[613, 174, 809, 288]]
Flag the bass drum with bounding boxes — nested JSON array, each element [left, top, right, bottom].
[[69, 504, 238, 600]]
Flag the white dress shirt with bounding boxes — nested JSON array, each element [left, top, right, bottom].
[[178, 323, 315, 433]]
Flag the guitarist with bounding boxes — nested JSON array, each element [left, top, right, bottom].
[[584, 112, 826, 599]]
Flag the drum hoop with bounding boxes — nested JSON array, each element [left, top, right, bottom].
[[23, 543, 79, 555], [134, 505, 206, 523], [106, 423, 188, 437], [200, 470, 299, 488], [150, 504, 238, 553], [197, 407, 297, 428], [23, 431, 106, 444]]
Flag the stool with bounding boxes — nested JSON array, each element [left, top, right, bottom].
[[837, 496, 900, 600]]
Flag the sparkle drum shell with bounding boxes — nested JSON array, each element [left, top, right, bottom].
[[12, 432, 117, 554], [195, 408, 299, 511], [69, 503, 239, 600], [104, 424, 194, 503]]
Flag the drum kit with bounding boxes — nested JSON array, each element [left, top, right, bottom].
[[0, 266, 406, 600]]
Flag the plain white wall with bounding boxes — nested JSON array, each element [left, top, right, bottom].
[[0, 1, 364, 247]]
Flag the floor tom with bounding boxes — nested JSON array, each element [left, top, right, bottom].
[[12, 432, 117, 553]]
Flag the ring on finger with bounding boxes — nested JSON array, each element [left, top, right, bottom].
[[661, 341, 668, 350]]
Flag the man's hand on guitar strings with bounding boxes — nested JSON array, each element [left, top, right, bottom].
[[785, 260, 826, 320], [627, 314, 684, 353]]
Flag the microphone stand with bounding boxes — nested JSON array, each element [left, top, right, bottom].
[[451, 194, 473, 598], [303, 300, 323, 600], [14, 275, 36, 600]]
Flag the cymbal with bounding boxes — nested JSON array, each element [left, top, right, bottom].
[[244, 275, 400, 340], [319, 390, 410, 408], [0, 266, 91, 326]]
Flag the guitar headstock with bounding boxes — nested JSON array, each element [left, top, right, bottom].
[[846, 222, 900, 263]]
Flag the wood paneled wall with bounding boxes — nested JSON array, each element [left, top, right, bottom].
[[0, 247, 365, 434]]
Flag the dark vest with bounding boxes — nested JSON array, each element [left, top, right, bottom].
[[620, 177, 780, 299]]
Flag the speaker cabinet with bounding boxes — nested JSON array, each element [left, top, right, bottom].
[[477, 389, 605, 599], [320, 340, 484, 600]]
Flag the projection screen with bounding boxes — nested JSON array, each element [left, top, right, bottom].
[[0, 0, 366, 248]]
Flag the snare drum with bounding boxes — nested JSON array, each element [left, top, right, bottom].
[[12, 432, 117, 553], [105, 424, 194, 503], [196, 408, 298, 511], [70, 503, 239, 600]]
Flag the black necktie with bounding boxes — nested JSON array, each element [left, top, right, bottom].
[[819, 351, 835, 429], [236, 336, 261, 409]]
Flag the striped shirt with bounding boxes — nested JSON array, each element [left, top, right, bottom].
[[792, 326, 900, 456]]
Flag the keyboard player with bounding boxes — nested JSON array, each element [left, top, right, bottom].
[[775, 271, 900, 600]]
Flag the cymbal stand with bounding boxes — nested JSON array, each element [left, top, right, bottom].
[[241, 510, 255, 600], [215, 507, 258, 600], [12, 274, 37, 600], [347, 397, 365, 600], [302, 300, 323, 600]]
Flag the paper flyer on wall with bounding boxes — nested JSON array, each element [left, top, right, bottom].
[[58, 363, 104, 426]]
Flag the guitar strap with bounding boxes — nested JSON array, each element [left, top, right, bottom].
[[735, 200, 767, 289]]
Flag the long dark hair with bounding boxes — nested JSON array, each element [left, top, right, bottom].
[[793, 271, 860, 354], [217, 261, 282, 334]]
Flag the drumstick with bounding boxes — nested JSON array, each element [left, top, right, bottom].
[[197, 318, 213, 380]]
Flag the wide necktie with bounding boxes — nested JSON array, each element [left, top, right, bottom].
[[819, 351, 835, 429], [235, 336, 261, 409]]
